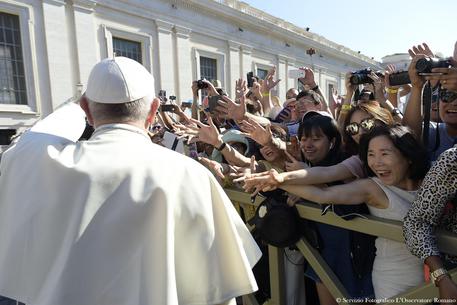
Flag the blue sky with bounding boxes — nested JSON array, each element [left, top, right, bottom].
[[242, 0, 456, 62]]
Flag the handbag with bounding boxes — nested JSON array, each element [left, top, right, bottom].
[[249, 195, 303, 248]]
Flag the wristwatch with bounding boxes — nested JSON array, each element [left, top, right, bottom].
[[430, 268, 449, 286], [391, 108, 402, 117]]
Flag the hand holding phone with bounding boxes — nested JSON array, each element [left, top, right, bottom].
[[160, 104, 177, 112], [207, 95, 222, 113]]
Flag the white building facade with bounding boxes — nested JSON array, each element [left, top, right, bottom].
[[0, 0, 381, 143]]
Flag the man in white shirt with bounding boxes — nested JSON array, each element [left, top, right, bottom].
[[0, 57, 261, 305]]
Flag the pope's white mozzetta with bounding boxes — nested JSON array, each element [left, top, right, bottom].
[[0, 57, 261, 305]]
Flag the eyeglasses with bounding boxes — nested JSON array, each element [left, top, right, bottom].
[[440, 90, 457, 103], [345, 118, 375, 136]]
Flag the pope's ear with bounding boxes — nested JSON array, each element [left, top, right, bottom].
[[80, 96, 94, 126], [146, 98, 160, 125]]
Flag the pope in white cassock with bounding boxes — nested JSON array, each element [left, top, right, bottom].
[[0, 57, 261, 305]]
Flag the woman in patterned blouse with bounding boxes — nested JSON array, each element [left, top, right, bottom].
[[404, 146, 457, 303]]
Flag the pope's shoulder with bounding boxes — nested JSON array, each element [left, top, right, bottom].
[[143, 142, 212, 176]]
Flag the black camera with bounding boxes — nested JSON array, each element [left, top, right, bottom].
[[197, 79, 208, 90], [350, 68, 384, 85], [158, 90, 167, 102], [415, 58, 453, 74], [160, 104, 175, 112], [388, 71, 411, 86]]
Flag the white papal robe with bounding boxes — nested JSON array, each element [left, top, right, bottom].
[[0, 102, 261, 305]]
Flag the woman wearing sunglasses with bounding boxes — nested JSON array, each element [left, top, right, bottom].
[[243, 125, 430, 299]]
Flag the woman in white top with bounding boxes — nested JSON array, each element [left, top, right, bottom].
[[242, 125, 430, 299]]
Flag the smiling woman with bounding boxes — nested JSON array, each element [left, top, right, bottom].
[[243, 124, 431, 299]]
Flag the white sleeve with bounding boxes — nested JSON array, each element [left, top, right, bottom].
[[30, 102, 87, 142]]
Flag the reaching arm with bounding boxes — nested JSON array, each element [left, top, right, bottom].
[[403, 148, 457, 261], [282, 163, 356, 185], [279, 178, 387, 207], [402, 50, 429, 138], [403, 148, 457, 300]]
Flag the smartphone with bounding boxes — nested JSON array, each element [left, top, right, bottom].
[[288, 69, 306, 79], [181, 101, 192, 108], [160, 104, 175, 112], [247, 71, 254, 88], [207, 95, 222, 113]]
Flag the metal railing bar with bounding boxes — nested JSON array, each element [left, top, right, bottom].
[[295, 239, 350, 303]]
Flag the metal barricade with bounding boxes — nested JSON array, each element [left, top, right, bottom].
[[226, 188, 457, 305]]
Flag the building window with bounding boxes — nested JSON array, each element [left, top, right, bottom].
[[257, 68, 268, 80], [112, 37, 142, 64], [199, 56, 217, 82], [0, 12, 27, 105]]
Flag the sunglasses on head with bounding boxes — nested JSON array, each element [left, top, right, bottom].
[[345, 118, 375, 136], [440, 90, 457, 103]]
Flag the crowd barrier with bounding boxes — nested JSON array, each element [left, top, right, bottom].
[[225, 188, 457, 305]]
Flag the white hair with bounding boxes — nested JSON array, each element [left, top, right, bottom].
[[87, 97, 150, 123]]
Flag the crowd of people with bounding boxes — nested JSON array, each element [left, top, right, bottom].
[[0, 41, 456, 305]]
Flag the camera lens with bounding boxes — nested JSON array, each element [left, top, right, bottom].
[[415, 58, 432, 73], [350, 73, 372, 85]]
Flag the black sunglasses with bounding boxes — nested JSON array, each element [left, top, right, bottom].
[[440, 90, 457, 103], [345, 118, 375, 136]]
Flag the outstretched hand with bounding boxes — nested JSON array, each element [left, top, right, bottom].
[[239, 119, 272, 146], [235, 78, 247, 99], [408, 42, 434, 58], [298, 67, 317, 88], [284, 150, 307, 171], [261, 66, 281, 93], [384, 64, 402, 90], [215, 95, 246, 121], [198, 156, 226, 180], [236, 169, 285, 196], [408, 54, 428, 88], [186, 115, 221, 147]]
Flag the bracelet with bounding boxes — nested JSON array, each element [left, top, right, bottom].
[[386, 88, 399, 94], [435, 274, 450, 287], [341, 104, 352, 111], [311, 85, 319, 91], [262, 92, 270, 96], [216, 142, 227, 151]]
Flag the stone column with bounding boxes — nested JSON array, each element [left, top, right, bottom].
[[228, 40, 241, 98], [175, 25, 192, 102], [155, 19, 175, 96], [318, 68, 324, 96], [240, 44, 253, 79], [42, 0, 74, 109], [277, 55, 287, 98], [286, 57, 295, 93], [340, 72, 346, 95], [72, 0, 98, 93]]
